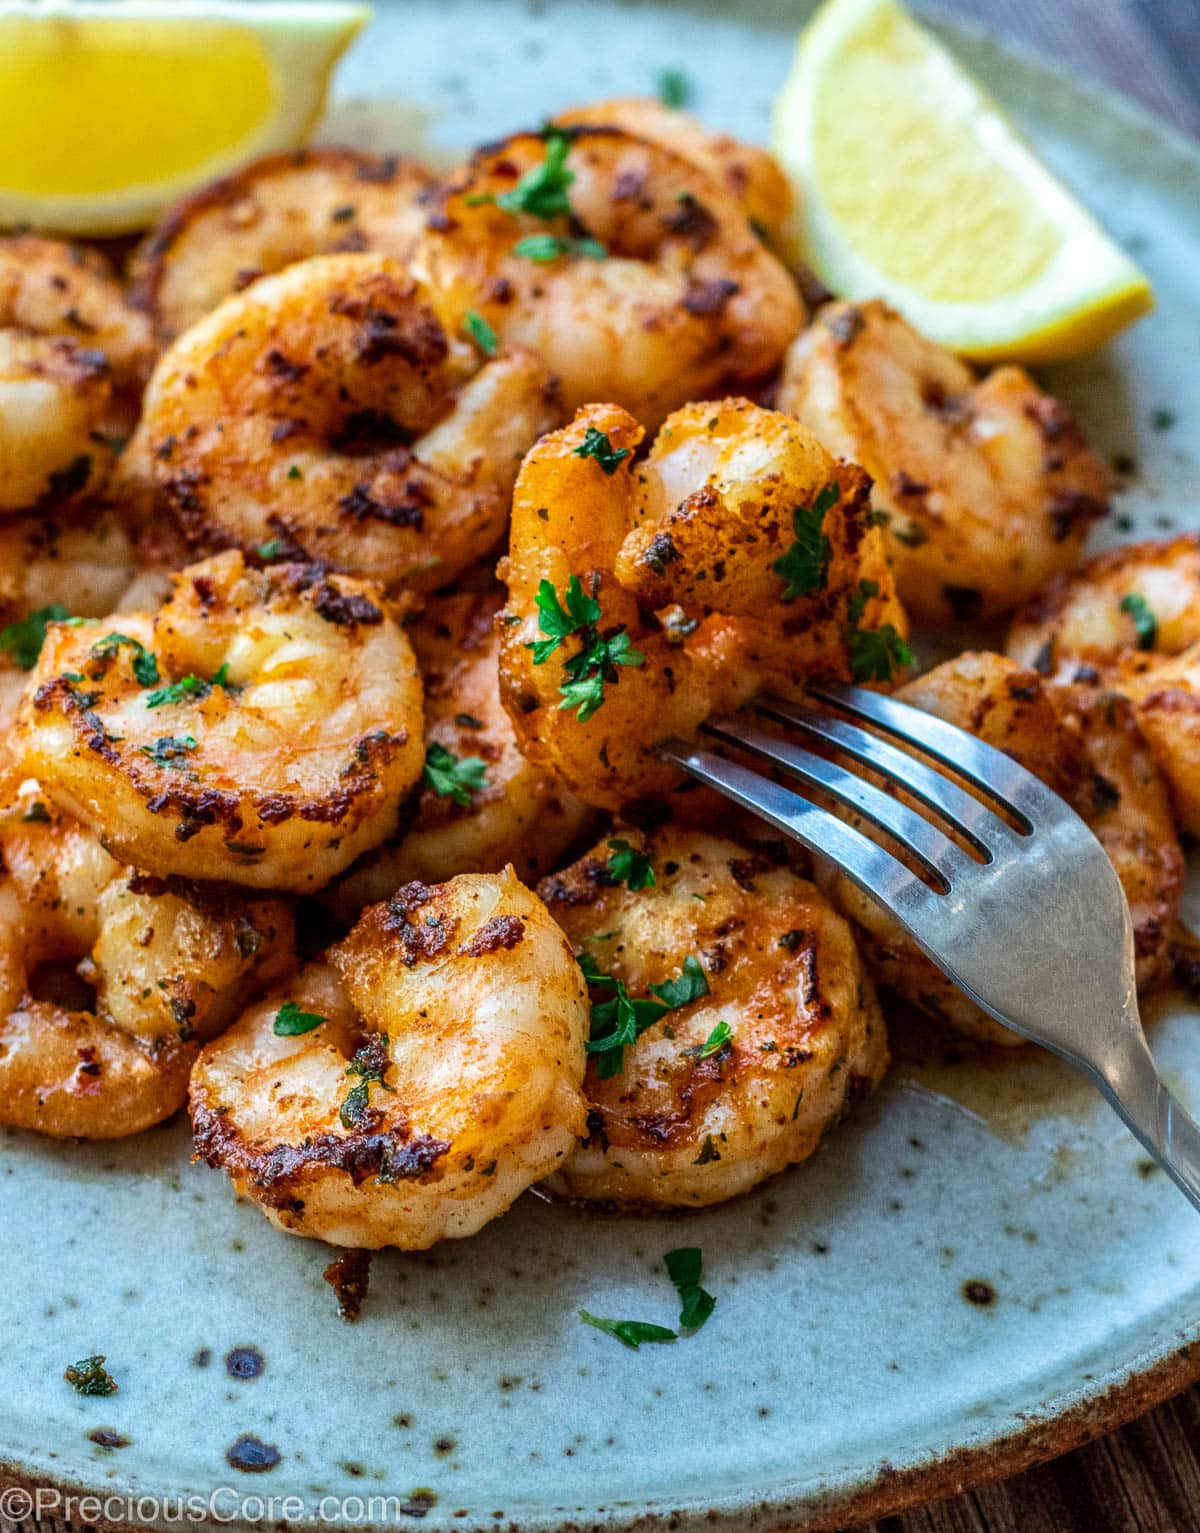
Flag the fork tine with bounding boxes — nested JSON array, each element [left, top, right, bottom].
[[805, 681, 1071, 829], [757, 694, 1023, 856], [702, 715, 977, 891], [659, 742, 944, 934]]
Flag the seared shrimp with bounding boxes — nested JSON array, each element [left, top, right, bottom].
[[539, 827, 887, 1208], [13, 551, 425, 891], [414, 128, 803, 427], [555, 99, 792, 244], [131, 148, 434, 346], [191, 869, 589, 1248], [140, 253, 558, 591], [779, 301, 1110, 624], [329, 590, 594, 918], [499, 400, 907, 808], [821, 652, 1183, 1045], [1007, 534, 1200, 834], [0, 782, 293, 1138], [0, 237, 153, 512]]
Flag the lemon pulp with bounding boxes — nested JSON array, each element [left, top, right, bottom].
[[812, 3, 1059, 302], [0, 15, 275, 195]]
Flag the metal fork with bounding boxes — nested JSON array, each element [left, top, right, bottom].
[[661, 682, 1200, 1214]]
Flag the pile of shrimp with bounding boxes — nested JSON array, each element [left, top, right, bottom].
[[0, 91, 1184, 1276]]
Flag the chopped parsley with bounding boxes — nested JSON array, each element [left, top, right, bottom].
[[581, 952, 709, 1078], [664, 1247, 716, 1332], [606, 837, 655, 890], [578, 1310, 676, 1350], [273, 1001, 328, 1037], [497, 132, 576, 220], [1120, 591, 1157, 649], [422, 742, 489, 806], [340, 1034, 394, 1128], [256, 539, 284, 561], [845, 579, 914, 683], [527, 574, 644, 722], [773, 482, 837, 600], [91, 632, 159, 687], [145, 674, 207, 708], [138, 735, 197, 767], [64, 1355, 117, 1396], [513, 232, 608, 262], [572, 425, 630, 475], [657, 67, 692, 109], [682, 1020, 732, 1061], [463, 309, 498, 356], [287, 463, 303, 480], [0, 604, 72, 670]]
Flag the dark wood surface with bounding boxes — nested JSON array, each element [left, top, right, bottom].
[[851, 14, 1200, 1533]]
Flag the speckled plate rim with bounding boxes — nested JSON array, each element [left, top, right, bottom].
[[3, 12, 1200, 1533]]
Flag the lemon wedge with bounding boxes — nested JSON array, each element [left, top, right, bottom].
[[0, 0, 369, 236], [772, 0, 1153, 362]]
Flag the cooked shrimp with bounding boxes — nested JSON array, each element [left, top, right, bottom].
[[414, 128, 803, 427], [0, 782, 293, 1138], [554, 99, 792, 243], [139, 253, 558, 591], [329, 590, 594, 918], [0, 237, 152, 512], [131, 148, 435, 346], [538, 826, 887, 1208], [499, 400, 907, 808], [778, 300, 1111, 624], [1007, 534, 1200, 834], [13, 550, 425, 891], [191, 869, 589, 1248], [820, 652, 1183, 1045]]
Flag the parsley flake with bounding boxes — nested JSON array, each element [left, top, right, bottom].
[[527, 575, 643, 721], [497, 133, 575, 220], [0, 604, 72, 670], [578, 1310, 676, 1350], [340, 1034, 394, 1129], [145, 674, 207, 708], [583, 953, 709, 1078], [273, 1001, 328, 1037], [138, 735, 197, 768], [657, 67, 692, 109], [607, 837, 655, 890], [681, 1020, 732, 1061], [573, 425, 630, 475], [664, 1247, 716, 1332], [463, 309, 498, 356], [256, 539, 284, 561], [513, 232, 608, 262], [422, 742, 488, 806], [64, 1355, 117, 1396], [1120, 592, 1157, 649], [91, 632, 159, 686], [773, 482, 837, 600], [845, 579, 914, 682]]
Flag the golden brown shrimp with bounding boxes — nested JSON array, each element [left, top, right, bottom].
[[0, 236, 153, 512], [778, 300, 1110, 625], [12, 551, 425, 891], [499, 400, 908, 808], [820, 652, 1183, 1045], [1007, 534, 1200, 835], [0, 782, 293, 1139], [191, 869, 589, 1249], [413, 128, 803, 427], [139, 253, 559, 591], [130, 147, 435, 346], [328, 590, 594, 919], [538, 826, 887, 1208], [554, 98, 792, 243]]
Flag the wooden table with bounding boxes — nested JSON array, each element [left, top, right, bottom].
[[852, 6, 1199, 1530]]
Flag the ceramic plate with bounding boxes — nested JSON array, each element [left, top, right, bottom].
[[3, 3, 1200, 1530]]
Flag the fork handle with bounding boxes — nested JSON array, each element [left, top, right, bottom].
[[1094, 1031, 1200, 1215]]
